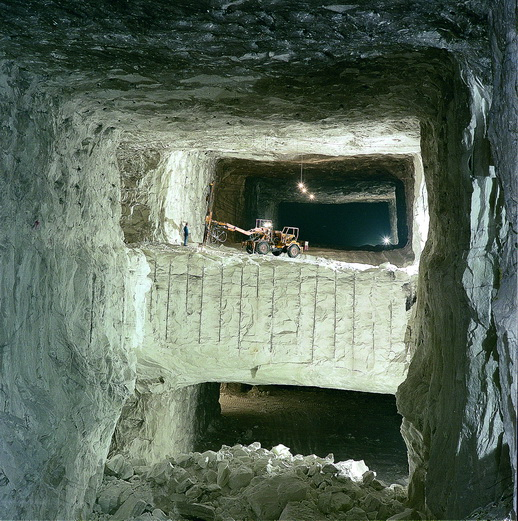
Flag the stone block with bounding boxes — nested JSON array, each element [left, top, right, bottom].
[[362, 470, 376, 485], [204, 469, 218, 484], [105, 454, 134, 481], [147, 461, 174, 485], [345, 506, 368, 520], [279, 500, 322, 521], [97, 479, 134, 514], [176, 477, 197, 493], [378, 499, 404, 519], [171, 466, 189, 481], [112, 493, 148, 519], [185, 484, 204, 500], [228, 465, 254, 490], [322, 463, 338, 474], [361, 492, 383, 512], [195, 450, 218, 469], [174, 453, 193, 468], [245, 474, 309, 520], [371, 478, 387, 490], [175, 501, 215, 521], [217, 462, 230, 487], [295, 466, 310, 478], [317, 491, 354, 513], [307, 464, 321, 476], [387, 483, 407, 502], [335, 459, 369, 482], [151, 508, 169, 520], [271, 444, 292, 459], [311, 472, 325, 487]]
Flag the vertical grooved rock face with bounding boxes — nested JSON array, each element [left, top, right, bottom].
[[138, 246, 416, 395], [397, 29, 516, 517]]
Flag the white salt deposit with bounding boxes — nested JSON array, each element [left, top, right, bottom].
[[92, 444, 419, 521]]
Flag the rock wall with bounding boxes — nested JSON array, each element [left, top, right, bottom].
[[397, 47, 515, 519], [488, 0, 518, 515], [0, 63, 145, 520], [119, 146, 216, 246], [137, 245, 415, 395], [110, 381, 220, 465]]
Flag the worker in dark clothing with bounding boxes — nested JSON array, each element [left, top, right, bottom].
[[183, 222, 189, 246]]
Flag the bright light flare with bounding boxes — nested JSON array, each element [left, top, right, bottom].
[[382, 236, 391, 245], [301, 187, 307, 193], [298, 182, 305, 189], [309, 194, 315, 200]]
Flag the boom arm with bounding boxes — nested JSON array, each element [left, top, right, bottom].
[[207, 217, 253, 236]]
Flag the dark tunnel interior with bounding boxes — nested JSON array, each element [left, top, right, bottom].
[[279, 201, 394, 249], [196, 384, 409, 485]]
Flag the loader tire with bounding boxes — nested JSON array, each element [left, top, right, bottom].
[[256, 241, 270, 255], [272, 248, 282, 256], [287, 244, 300, 258], [246, 243, 254, 254]]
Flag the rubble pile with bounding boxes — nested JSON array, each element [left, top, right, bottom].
[[92, 444, 420, 521]]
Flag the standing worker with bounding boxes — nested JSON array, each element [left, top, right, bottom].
[[183, 222, 189, 246]]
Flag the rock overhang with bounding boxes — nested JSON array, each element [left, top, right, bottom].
[[136, 245, 417, 395]]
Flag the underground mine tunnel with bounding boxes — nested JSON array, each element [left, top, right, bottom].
[[0, 1, 516, 521], [212, 156, 410, 251], [196, 384, 409, 485]]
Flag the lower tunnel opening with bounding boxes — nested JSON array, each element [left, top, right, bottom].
[[196, 383, 409, 486]]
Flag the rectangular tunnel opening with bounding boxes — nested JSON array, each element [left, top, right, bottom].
[[211, 154, 416, 264], [195, 383, 409, 485]]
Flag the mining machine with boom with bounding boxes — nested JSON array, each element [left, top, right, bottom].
[[205, 216, 303, 258]]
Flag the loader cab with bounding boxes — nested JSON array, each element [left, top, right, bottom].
[[281, 227, 299, 241]]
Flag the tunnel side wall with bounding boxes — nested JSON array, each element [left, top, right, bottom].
[[0, 64, 146, 520], [397, 52, 515, 518], [118, 146, 216, 246], [110, 381, 220, 464], [488, 0, 518, 514]]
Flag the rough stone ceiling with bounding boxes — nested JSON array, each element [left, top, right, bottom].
[[0, 0, 490, 76], [0, 0, 490, 147]]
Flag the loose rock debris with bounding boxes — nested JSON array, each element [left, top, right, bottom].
[[92, 443, 425, 521]]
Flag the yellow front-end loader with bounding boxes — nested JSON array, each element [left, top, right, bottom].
[[205, 216, 303, 258]]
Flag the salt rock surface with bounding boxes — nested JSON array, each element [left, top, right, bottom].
[[139, 245, 416, 395], [92, 444, 415, 521]]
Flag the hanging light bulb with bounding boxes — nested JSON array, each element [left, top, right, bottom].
[[309, 193, 315, 200], [298, 181, 305, 190], [301, 186, 307, 193]]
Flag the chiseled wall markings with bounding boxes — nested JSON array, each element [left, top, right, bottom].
[[141, 248, 414, 393]]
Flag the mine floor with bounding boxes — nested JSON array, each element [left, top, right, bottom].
[[202, 242, 414, 268], [197, 385, 409, 485]]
